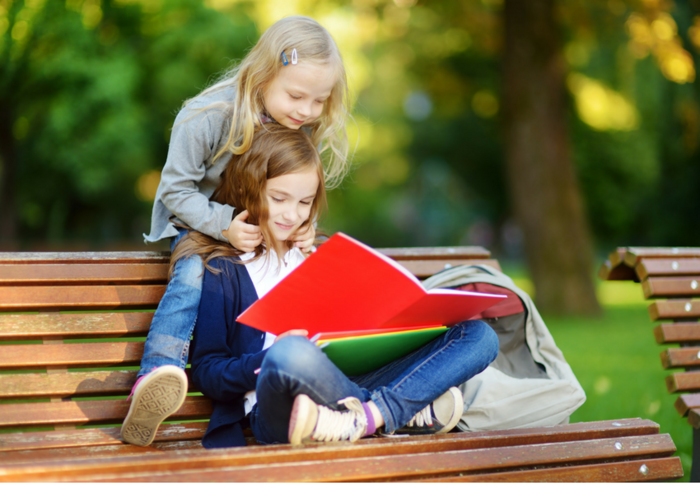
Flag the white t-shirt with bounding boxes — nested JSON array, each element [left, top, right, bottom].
[[241, 248, 307, 415]]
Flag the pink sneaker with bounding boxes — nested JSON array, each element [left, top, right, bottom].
[[120, 365, 188, 446]]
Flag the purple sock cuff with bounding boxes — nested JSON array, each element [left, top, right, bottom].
[[362, 402, 376, 436]]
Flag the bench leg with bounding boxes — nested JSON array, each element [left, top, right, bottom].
[[693, 427, 700, 482]]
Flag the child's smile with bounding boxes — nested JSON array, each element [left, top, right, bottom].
[[265, 168, 319, 252]]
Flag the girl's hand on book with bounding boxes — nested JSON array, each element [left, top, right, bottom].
[[292, 224, 316, 253], [274, 329, 309, 343], [223, 210, 263, 252]]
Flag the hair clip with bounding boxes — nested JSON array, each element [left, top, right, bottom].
[[291, 48, 298, 65], [281, 51, 289, 66]]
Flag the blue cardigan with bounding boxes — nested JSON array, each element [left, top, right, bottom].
[[190, 256, 267, 448]]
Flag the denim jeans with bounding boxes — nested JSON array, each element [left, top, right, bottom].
[[249, 319, 499, 444], [137, 228, 203, 378]]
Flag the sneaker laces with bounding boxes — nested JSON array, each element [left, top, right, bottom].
[[407, 404, 433, 428], [310, 397, 367, 443]]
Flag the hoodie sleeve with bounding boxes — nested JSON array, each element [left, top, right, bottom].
[[158, 101, 235, 242]]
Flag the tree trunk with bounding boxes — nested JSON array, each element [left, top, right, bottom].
[[0, 103, 18, 249], [502, 0, 601, 316]]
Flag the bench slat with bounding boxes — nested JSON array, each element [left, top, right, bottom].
[[0, 313, 152, 340], [653, 322, 700, 344], [675, 394, 700, 417], [688, 409, 700, 430], [0, 264, 168, 286], [0, 418, 659, 464], [643, 276, 700, 299], [665, 372, 700, 393], [0, 263, 499, 311], [0, 261, 502, 291], [0, 370, 139, 399], [637, 259, 700, 281], [0, 440, 205, 464], [0, 252, 170, 264], [649, 300, 700, 321], [0, 424, 670, 482], [433, 457, 684, 482], [0, 370, 197, 401], [35, 434, 676, 483], [377, 247, 490, 260], [0, 248, 492, 265], [661, 348, 700, 369], [0, 422, 208, 453], [399, 259, 501, 279], [0, 286, 166, 312], [0, 396, 211, 428], [624, 247, 700, 264], [0, 342, 144, 370]]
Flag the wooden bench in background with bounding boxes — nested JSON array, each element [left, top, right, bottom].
[[600, 247, 700, 480], [0, 247, 683, 481]]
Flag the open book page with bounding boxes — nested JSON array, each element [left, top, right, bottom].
[[336, 233, 424, 290], [382, 290, 507, 328], [237, 233, 427, 335]]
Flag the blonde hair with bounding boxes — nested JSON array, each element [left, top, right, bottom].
[[170, 124, 326, 277], [187, 16, 350, 189]]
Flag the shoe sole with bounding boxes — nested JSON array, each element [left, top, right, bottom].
[[288, 394, 314, 445], [120, 366, 188, 447], [436, 387, 464, 434]]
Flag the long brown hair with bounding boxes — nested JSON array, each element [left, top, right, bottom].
[[170, 124, 326, 277]]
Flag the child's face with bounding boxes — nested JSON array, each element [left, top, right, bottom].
[[265, 168, 319, 251], [263, 62, 336, 130]]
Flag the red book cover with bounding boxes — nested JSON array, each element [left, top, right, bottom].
[[237, 233, 506, 336]]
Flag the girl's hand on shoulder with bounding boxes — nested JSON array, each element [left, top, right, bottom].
[[274, 329, 309, 343], [292, 224, 316, 253], [223, 210, 263, 252]]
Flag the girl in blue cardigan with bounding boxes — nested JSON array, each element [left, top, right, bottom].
[[181, 124, 499, 447]]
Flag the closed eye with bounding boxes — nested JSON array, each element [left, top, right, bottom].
[[289, 94, 301, 100]]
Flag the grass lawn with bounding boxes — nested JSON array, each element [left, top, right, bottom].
[[509, 273, 693, 480]]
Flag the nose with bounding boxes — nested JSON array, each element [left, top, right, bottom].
[[297, 101, 312, 118], [283, 206, 299, 223]]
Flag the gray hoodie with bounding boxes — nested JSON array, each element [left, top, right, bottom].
[[144, 87, 237, 244]]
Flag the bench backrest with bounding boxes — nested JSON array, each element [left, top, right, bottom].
[[599, 247, 700, 425], [0, 249, 686, 481], [0, 248, 499, 436]]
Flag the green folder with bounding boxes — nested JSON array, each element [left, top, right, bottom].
[[318, 327, 449, 376]]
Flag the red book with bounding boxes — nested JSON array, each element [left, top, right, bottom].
[[237, 233, 506, 336]]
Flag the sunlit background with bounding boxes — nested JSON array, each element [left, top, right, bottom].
[[2, 0, 698, 256]]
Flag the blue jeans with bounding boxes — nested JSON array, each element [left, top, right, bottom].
[[249, 319, 499, 444], [138, 228, 203, 378]]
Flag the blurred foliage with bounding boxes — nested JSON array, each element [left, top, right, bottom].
[[0, 0, 699, 253]]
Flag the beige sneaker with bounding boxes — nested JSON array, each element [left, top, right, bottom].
[[120, 365, 188, 446], [397, 387, 464, 435], [288, 394, 367, 445]]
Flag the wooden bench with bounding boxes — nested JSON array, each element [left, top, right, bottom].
[[0, 247, 683, 481], [600, 247, 700, 480]]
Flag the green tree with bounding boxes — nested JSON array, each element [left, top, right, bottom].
[[0, 0, 256, 248]]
